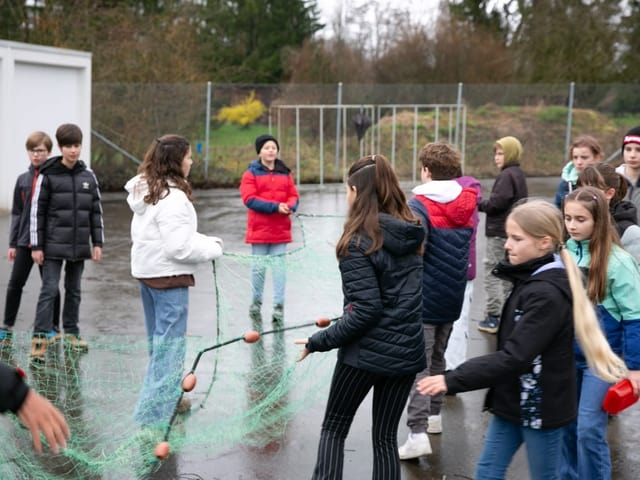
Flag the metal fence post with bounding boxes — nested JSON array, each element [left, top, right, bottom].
[[455, 82, 463, 148], [204, 81, 211, 180], [335, 82, 343, 171], [319, 106, 324, 185], [296, 106, 300, 186], [565, 82, 575, 163]]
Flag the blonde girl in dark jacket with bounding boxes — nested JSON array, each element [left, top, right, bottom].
[[418, 200, 626, 480]]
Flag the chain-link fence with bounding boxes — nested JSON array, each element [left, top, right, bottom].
[[91, 83, 640, 190]]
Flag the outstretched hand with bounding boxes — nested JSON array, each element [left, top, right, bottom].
[[17, 389, 70, 454], [294, 339, 310, 362], [416, 375, 448, 396]]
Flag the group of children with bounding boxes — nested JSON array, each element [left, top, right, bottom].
[[1, 129, 298, 442], [0, 124, 101, 455], [296, 127, 640, 480], [1, 125, 103, 362], [3, 126, 640, 480]]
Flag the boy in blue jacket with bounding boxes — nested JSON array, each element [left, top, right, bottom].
[[399, 142, 477, 459]]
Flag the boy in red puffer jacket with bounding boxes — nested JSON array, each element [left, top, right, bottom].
[[399, 142, 478, 459], [240, 134, 299, 323]]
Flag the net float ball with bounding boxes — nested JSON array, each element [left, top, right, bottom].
[[315, 317, 331, 328], [243, 330, 261, 343], [182, 373, 197, 392], [154, 441, 170, 460]]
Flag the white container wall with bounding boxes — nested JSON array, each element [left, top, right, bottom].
[[0, 40, 91, 211]]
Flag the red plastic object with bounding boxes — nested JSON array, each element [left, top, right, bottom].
[[602, 379, 639, 414]]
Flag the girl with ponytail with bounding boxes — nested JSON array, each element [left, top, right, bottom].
[[295, 154, 426, 479], [560, 186, 640, 480], [417, 199, 626, 480]]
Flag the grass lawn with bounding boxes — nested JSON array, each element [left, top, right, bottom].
[[211, 124, 269, 147]]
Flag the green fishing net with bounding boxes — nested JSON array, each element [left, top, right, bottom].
[[0, 214, 345, 479]]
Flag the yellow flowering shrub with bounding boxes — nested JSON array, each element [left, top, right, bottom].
[[216, 91, 266, 127]]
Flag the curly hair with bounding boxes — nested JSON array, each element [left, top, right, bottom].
[[138, 134, 192, 205]]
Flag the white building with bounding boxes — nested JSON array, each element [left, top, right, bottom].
[[0, 40, 91, 211]]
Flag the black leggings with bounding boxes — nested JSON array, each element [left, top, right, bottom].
[[311, 361, 414, 480]]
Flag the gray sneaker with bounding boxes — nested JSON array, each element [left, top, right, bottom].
[[272, 304, 284, 323], [249, 301, 262, 319]]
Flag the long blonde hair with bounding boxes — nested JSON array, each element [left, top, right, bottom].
[[509, 200, 627, 382]]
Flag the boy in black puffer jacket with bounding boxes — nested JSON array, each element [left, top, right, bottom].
[[29, 124, 104, 362]]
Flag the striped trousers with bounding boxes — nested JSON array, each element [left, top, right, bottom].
[[311, 361, 414, 480]]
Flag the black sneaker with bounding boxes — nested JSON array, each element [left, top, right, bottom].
[[477, 315, 499, 334]]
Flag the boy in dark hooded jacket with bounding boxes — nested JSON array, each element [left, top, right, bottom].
[[398, 142, 477, 459]]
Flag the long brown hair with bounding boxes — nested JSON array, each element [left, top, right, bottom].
[[335, 154, 418, 258], [577, 163, 628, 205], [138, 134, 192, 205], [564, 186, 619, 302]]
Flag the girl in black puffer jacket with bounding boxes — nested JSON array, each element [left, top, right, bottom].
[[295, 154, 425, 480]]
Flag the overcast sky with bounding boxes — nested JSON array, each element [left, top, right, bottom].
[[315, 0, 441, 36]]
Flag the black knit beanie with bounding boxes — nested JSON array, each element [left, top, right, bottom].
[[255, 134, 279, 154], [622, 126, 640, 153]]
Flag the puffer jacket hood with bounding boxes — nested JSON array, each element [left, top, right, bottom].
[[412, 180, 462, 203], [379, 212, 424, 257], [611, 200, 638, 235], [125, 174, 152, 216]]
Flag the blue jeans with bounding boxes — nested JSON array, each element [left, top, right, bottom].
[[134, 283, 188, 427], [34, 259, 83, 335], [251, 243, 286, 305], [559, 366, 612, 480], [476, 415, 566, 480]]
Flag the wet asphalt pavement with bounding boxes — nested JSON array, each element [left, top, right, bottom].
[[0, 178, 639, 479]]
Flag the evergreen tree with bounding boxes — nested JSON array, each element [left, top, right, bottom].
[[199, 0, 323, 82]]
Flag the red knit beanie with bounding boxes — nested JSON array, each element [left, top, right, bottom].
[[622, 126, 640, 153]]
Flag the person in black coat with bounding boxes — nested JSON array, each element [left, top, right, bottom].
[[29, 124, 104, 362], [417, 200, 626, 480], [0, 361, 69, 453], [477, 136, 528, 334], [295, 154, 425, 480], [1, 131, 60, 344]]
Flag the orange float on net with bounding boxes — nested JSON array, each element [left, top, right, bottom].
[[154, 441, 170, 460], [181, 373, 197, 392], [243, 330, 260, 343], [315, 317, 331, 328]]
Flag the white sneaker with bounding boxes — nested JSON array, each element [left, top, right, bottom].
[[398, 432, 432, 459], [427, 414, 442, 434]]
